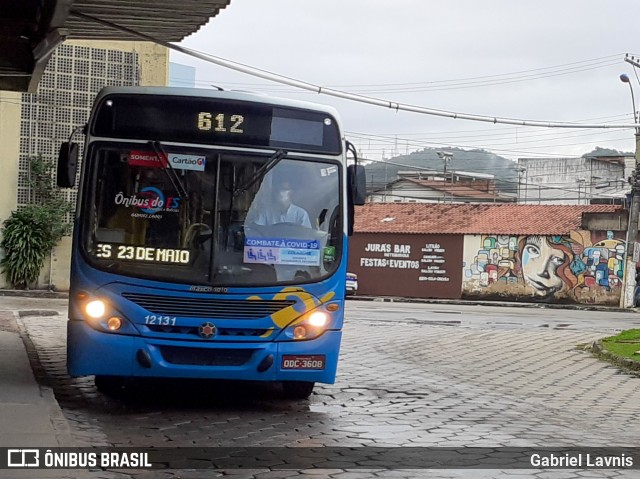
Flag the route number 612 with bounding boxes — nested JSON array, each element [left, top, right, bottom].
[[197, 112, 244, 134]]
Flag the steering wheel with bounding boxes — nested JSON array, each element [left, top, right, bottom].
[[273, 222, 304, 227], [184, 222, 212, 247]]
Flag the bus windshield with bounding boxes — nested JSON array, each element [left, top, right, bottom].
[[82, 142, 343, 286]]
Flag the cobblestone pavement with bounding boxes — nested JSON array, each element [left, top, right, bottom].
[[10, 298, 640, 478]]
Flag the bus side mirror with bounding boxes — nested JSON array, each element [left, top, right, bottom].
[[348, 164, 366, 206], [347, 164, 366, 236], [57, 142, 79, 188]]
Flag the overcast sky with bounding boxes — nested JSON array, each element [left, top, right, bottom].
[[171, 0, 640, 163]]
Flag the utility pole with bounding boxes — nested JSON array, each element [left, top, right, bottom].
[[518, 167, 527, 203], [621, 141, 640, 308], [619, 64, 640, 308], [577, 178, 585, 205], [437, 151, 453, 203]]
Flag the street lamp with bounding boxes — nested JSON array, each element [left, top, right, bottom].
[[620, 74, 638, 126], [437, 151, 453, 176], [619, 73, 640, 308]]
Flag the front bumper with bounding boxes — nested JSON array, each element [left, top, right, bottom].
[[67, 320, 341, 384]]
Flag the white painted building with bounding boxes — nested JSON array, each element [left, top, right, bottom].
[[517, 156, 631, 205]]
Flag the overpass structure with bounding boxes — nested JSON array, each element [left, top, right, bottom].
[[1, 0, 231, 92]]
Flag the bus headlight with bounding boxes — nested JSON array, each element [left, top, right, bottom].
[[293, 325, 307, 339], [107, 316, 123, 331], [307, 311, 328, 327], [281, 310, 331, 341], [75, 293, 139, 336], [85, 300, 106, 319]]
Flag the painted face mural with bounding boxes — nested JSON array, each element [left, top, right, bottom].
[[464, 231, 625, 303], [520, 236, 566, 295]]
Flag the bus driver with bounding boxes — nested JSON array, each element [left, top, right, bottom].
[[253, 178, 312, 228]]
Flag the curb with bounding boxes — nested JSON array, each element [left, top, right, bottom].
[[0, 289, 69, 299], [349, 295, 634, 313], [585, 339, 640, 376]]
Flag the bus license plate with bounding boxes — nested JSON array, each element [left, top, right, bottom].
[[281, 355, 325, 370]]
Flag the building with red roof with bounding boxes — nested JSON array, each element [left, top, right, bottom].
[[348, 203, 627, 305]]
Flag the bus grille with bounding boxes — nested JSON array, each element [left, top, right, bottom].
[[122, 293, 295, 319], [147, 325, 270, 337], [159, 346, 254, 366]]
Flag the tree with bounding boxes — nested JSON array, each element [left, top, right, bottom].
[[0, 155, 72, 288]]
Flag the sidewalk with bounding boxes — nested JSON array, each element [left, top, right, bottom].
[[0, 302, 79, 478], [0, 311, 72, 447]]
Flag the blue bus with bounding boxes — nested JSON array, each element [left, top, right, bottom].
[[57, 87, 365, 399]]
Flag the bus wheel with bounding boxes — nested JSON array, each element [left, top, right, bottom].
[[94, 375, 127, 397], [282, 381, 315, 399]]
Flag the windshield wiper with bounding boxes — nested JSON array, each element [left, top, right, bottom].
[[149, 140, 188, 200], [233, 149, 287, 197]]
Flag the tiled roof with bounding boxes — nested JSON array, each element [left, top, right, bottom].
[[354, 203, 622, 235]]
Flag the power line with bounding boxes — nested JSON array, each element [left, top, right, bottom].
[[177, 54, 620, 88], [349, 113, 634, 139], [348, 127, 630, 149], [70, 11, 638, 131], [369, 192, 622, 203], [362, 159, 630, 179], [346, 130, 634, 159], [362, 157, 629, 196], [334, 55, 623, 86], [352, 114, 632, 141], [172, 58, 621, 94], [348, 119, 636, 158], [334, 61, 622, 94], [347, 113, 635, 143]]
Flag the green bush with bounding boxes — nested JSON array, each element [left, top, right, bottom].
[[1, 207, 52, 288], [0, 155, 72, 289]]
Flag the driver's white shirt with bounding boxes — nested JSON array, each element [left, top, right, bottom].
[[254, 204, 312, 228]]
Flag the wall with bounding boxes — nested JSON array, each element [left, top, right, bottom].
[[368, 180, 492, 204], [348, 233, 464, 299], [0, 41, 168, 291], [369, 180, 449, 203], [462, 231, 625, 304], [0, 92, 21, 288], [66, 40, 169, 86], [518, 157, 626, 205]]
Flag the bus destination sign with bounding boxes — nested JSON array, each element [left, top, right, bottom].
[[95, 243, 190, 265], [92, 94, 341, 154]]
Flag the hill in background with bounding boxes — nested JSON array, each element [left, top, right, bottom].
[[362, 147, 519, 194], [361, 146, 634, 196]]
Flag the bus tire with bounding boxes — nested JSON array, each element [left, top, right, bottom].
[[282, 381, 315, 399], [94, 375, 127, 397]]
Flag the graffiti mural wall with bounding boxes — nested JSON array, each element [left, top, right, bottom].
[[462, 231, 626, 304]]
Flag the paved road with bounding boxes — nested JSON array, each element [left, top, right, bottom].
[[12, 297, 640, 478]]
